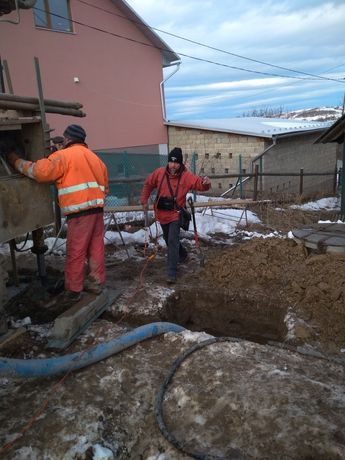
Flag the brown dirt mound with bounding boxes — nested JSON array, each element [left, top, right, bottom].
[[202, 238, 345, 352]]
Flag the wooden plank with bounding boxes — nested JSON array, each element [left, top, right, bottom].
[[0, 327, 26, 349], [104, 199, 260, 213]]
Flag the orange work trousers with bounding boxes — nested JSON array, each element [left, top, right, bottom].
[[65, 212, 105, 292]]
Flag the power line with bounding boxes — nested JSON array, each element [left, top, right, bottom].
[[76, 0, 345, 84], [32, 6, 345, 84]]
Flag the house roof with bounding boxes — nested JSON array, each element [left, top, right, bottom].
[[113, 0, 180, 67], [315, 113, 345, 144], [166, 117, 333, 139]]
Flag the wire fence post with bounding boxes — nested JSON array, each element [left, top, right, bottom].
[[299, 168, 304, 197], [333, 164, 338, 195], [253, 164, 259, 201], [192, 151, 197, 201], [341, 142, 345, 221], [239, 155, 243, 198], [122, 150, 130, 204]]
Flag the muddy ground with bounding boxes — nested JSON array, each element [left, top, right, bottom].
[[0, 204, 345, 459]]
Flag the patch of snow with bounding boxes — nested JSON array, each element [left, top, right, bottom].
[[10, 316, 31, 328], [180, 330, 213, 342], [45, 237, 66, 254], [284, 308, 297, 341], [290, 197, 340, 211], [93, 443, 114, 460], [12, 446, 41, 459], [146, 454, 166, 460], [242, 231, 283, 240], [28, 323, 53, 338], [318, 220, 345, 224]]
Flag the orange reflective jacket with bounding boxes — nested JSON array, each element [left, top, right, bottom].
[[14, 144, 108, 216]]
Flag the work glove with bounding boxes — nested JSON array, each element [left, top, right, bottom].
[[0, 138, 20, 166], [6, 151, 20, 167]]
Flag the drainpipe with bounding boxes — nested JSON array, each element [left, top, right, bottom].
[[251, 138, 277, 194], [251, 138, 277, 166], [160, 61, 181, 122]]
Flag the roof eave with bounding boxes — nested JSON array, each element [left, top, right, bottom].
[[165, 122, 327, 140], [314, 113, 345, 144], [113, 0, 180, 67]]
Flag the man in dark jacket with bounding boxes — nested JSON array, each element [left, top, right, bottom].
[[141, 147, 211, 284]]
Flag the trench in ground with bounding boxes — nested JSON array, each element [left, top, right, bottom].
[[115, 287, 288, 344]]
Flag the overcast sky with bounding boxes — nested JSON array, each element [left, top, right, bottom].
[[128, 0, 345, 121]]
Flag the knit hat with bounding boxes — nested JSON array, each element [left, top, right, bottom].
[[63, 124, 86, 142], [168, 147, 183, 164]]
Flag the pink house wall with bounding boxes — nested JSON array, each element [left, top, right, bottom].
[[0, 0, 168, 150]]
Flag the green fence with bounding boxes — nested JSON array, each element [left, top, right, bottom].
[[96, 151, 168, 208]]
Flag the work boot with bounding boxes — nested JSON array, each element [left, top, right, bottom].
[[84, 279, 104, 295], [57, 290, 82, 307]]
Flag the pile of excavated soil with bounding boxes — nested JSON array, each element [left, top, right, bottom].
[[201, 238, 345, 353]]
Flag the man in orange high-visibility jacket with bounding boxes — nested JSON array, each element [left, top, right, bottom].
[[7, 124, 109, 305]]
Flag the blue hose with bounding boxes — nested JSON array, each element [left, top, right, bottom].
[[0, 322, 185, 378]]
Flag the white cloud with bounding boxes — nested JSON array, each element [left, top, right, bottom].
[[128, 0, 345, 119]]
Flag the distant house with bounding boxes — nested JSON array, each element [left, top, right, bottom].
[[0, 0, 180, 153], [167, 118, 338, 198]]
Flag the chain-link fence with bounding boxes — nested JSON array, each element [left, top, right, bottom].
[[96, 150, 169, 207]]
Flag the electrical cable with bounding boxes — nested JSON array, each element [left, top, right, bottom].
[[154, 337, 245, 460], [76, 0, 345, 84], [31, 6, 345, 84], [154, 336, 345, 459]]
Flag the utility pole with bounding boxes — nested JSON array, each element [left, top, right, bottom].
[[341, 141, 345, 221]]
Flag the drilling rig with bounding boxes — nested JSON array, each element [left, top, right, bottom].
[[0, 56, 85, 335]]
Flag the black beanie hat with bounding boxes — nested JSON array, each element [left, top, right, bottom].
[[63, 124, 86, 142], [168, 147, 183, 164]]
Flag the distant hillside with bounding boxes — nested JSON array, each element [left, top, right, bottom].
[[280, 106, 343, 122], [242, 106, 343, 122]]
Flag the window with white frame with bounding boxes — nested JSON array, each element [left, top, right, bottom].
[[33, 0, 73, 33]]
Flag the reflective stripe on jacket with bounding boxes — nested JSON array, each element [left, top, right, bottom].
[[140, 165, 211, 225], [14, 144, 109, 216]]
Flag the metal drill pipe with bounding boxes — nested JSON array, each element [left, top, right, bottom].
[[0, 92, 83, 109], [0, 100, 85, 117]]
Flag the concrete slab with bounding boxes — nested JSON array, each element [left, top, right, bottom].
[[292, 223, 345, 253], [47, 289, 122, 349]]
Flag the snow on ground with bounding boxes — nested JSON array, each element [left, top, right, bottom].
[[0, 196, 341, 256], [290, 196, 340, 211]]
